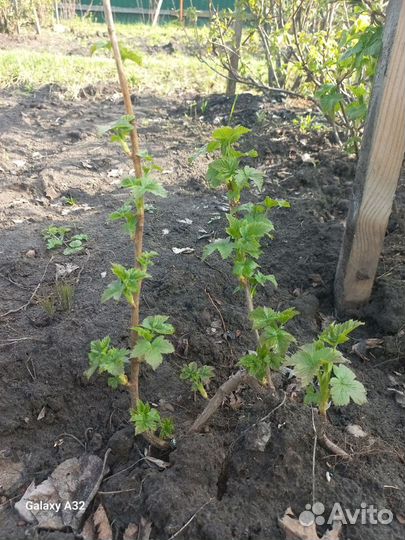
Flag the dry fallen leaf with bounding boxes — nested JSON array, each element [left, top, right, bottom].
[[172, 247, 195, 254], [93, 504, 113, 540], [346, 424, 368, 438], [352, 338, 383, 361], [37, 406, 46, 421], [123, 522, 138, 540], [177, 218, 193, 225], [144, 456, 170, 469], [279, 507, 342, 540]]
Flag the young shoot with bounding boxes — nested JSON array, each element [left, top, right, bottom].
[[42, 226, 88, 255], [286, 320, 367, 417], [239, 307, 298, 383], [198, 125, 291, 390], [131, 401, 174, 441], [180, 362, 215, 399], [86, 3, 174, 449]]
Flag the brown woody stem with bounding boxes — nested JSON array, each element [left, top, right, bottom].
[[103, 0, 168, 450], [190, 369, 265, 432]]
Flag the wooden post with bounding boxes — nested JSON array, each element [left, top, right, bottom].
[[226, 4, 243, 96], [179, 0, 184, 23], [152, 0, 164, 26], [334, 0, 405, 313]]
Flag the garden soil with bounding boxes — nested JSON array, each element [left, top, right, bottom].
[[0, 85, 405, 540]]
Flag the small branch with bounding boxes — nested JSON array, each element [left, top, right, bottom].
[[0, 257, 53, 319], [320, 434, 351, 460], [72, 448, 111, 530], [167, 497, 214, 540], [190, 369, 264, 432], [311, 408, 317, 504], [205, 287, 227, 334]]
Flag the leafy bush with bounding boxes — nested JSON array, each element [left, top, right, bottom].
[[196, 0, 386, 150], [0, 0, 55, 34]]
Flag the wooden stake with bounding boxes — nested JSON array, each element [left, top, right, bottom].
[[179, 0, 184, 23], [226, 5, 243, 96], [335, 0, 405, 312], [102, 0, 169, 450], [152, 0, 164, 26]]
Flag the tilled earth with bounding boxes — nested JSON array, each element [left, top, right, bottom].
[[0, 86, 405, 540]]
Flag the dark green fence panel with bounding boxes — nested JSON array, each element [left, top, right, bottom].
[[77, 0, 235, 23]]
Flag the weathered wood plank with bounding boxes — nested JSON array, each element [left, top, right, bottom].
[[335, 0, 405, 312]]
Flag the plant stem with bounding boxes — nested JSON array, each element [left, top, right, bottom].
[[190, 369, 265, 432], [243, 280, 275, 392], [102, 0, 168, 450]]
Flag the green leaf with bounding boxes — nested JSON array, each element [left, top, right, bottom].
[[110, 203, 137, 238], [137, 251, 158, 269], [203, 238, 234, 260], [130, 401, 161, 435], [118, 44, 142, 64], [239, 352, 266, 381], [99, 115, 135, 137], [207, 156, 239, 187], [235, 166, 265, 191], [121, 175, 167, 199], [160, 418, 175, 439], [288, 343, 344, 386], [101, 280, 125, 303], [316, 84, 344, 118], [319, 320, 364, 348], [233, 259, 259, 279], [141, 315, 174, 335], [132, 336, 174, 370], [212, 125, 250, 146], [263, 326, 295, 355], [180, 362, 214, 396], [264, 197, 290, 209], [330, 365, 367, 406], [252, 272, 278, 289], [304, 385, 321, 406], [250, 306, 298, 330]]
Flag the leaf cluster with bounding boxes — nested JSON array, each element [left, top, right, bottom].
[[287, 320, 367, 412], [130, 400, 174, 439], [86, 336, 129, 389], [42, 226, 88, 255], [203, 198, 289, 295], [239, 307, 298, 381], [180, 362, 215, 399], [102, 263, 150, 305]]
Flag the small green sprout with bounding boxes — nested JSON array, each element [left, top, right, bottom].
[[180, 362, 215, 399], [86, 336, 130, 390], [65, 196, 78, 206], [63, 234, 88, 255], [42, 227, 88, 255], [42, 226, 71, 250], [131, 315, 175, 370], [239, 307, 298, 383], [286, 320, 367, 417], [130, 400, 174, 440], [91, 40, 142, 65]]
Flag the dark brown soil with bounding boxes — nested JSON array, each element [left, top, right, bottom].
[[0, 84, 405, 540]]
